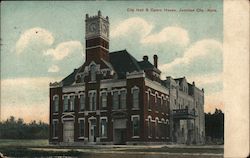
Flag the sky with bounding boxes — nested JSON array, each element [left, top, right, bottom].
[[0, 0, 223, 123]]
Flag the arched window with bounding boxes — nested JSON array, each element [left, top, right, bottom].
[[69, 96, 75, 111]]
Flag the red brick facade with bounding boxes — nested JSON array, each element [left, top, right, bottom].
[[49, 11, 204, 145]]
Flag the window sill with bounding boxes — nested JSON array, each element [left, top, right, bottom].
[[62, 112, 74, 114], [53, 113, 58, 115], [132, 108, 139, 110], [132, 136, 140, 138], [112, 109, 127, 111], [88, 110, 98, 113], [100, 136, 108, 139], [148, 136, 152, 139], [155, 111, 159, 113], [100, 110, 108, 112], [79, 111, 84, 113], [78, 137, 85, 139], [52, 137, 58, 139], [148, 109, 152, 112]]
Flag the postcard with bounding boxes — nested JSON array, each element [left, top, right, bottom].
[[0, 0, 249, 158]]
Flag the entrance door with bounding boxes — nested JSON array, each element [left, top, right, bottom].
[[63, 121, 74, 143], [113, 119, 127, 145], [114, 129, 126, 144]]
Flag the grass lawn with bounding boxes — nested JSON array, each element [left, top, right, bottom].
[[0, 139, 49, 147], [0, 139, 223, 157]]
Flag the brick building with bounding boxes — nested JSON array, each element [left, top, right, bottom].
[[49, 11, 205, 145]]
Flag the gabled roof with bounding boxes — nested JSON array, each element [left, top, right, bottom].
[[109, 49, 141, 79]]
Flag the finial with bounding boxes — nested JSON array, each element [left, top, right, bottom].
[[98, 10, 101, 16], [86, 14, 89, 19], [106, 16, 109, 21]]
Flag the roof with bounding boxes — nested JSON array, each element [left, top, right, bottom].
[[109, 50, 141, 79], [60, 49, 164, 85], [174, 77, 185, 83], [138, 60, 154, 70], [61, 68, 79, 86]]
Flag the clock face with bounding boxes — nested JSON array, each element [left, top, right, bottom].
[[88, 23, 97, 32], [101, 23, 108, 37]]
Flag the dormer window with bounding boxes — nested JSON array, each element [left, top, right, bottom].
[[90, 64, 96, 81]]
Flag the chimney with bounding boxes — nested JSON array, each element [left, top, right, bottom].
[[143, 55, 148, 61], [153, 54, 158, 68]]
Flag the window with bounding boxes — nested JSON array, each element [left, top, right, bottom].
[[112, 91, 119, 110], [156, 97, 161, 111], [148, 117, 152, 138], [146, 92, 151, 110], [79, 119, 85, 137], [81, 75, 85, 82], [90, 64, 96, 81], [100, 92, 107, 109], [132, 116, 140, 137], [80, 94, 85, 111], [69, 96, 75, 111], [155, 119, 159, 138], [120, 90, 126, 109], [52, 120, 58, 138], [132, 88, 139, 109], [100, 118, 107, 137], [89, 91, 97, 111], [150, 95, 154, 109], [63, 96, 68, 112], [53, 96, 59, 113]]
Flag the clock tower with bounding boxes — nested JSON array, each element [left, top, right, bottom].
[[85, 10, 109, 63]]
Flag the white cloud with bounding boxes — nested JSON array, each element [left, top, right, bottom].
[[159, 39, 223, 72], [111, 17, 189, 48], [141, 26, 190, 47], [111, 17, 153, 38], [15, 27, 54, 54], [48, 65, 60, 72], [188, 73, 223, 86], [43, 41, 83, 60]]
